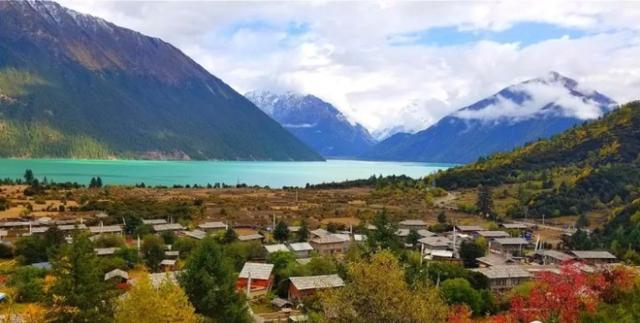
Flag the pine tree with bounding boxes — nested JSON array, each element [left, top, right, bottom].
[[476, 185, 494, 217], [298, 219, 310, 242], [576, 213, 590, 229], [437, 211, 447, 224], [406, 229, 420, 247], [180, 237, 249, 322], [23, 169, 34, 184], [96, 177, 103, 188], [221, 227, 238, 244], [273, 221, 289, 243], [48, 234, 114, 322], [141, 235, 165, 272]]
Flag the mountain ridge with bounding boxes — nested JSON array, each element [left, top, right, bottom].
[[0, 0, 322, 161], [246, 90, 376, 158], [362, 72, 616, 163]]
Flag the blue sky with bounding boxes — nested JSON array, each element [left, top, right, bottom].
[[389, 22, 588, 47]]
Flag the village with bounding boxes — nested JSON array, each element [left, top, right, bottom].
[[0, 181, 624, 322]]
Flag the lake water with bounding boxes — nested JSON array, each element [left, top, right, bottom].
[[0, 159, 454, 188]]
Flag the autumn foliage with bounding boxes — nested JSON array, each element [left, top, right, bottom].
[[494, 262, 637, 323]]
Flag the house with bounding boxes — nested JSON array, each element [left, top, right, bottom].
[[455, 225, 485, 233], [398, 219, 428, 230], [153, 223, 185, 232], [142, 219, 167, 225], [532, 249, 575, 265], [473, 265, 531, 292], [104, 268, 129, 284], [238, 233, 264, 242], [182, 229, 206, 240], [198, 221, 227, 232], [288, 242, 314, 258], [570, 250, 618, 265], [310, 234, 349, 255], [89, 225, 122, 235], [288, 226, 301, 233], [288, 274, 344, 302], [310, 228, 330, 238], [417, 229, 436, 238], [500, 223, 534, 231], [165, 250, 180, 258], [160, 259, 177, 271], [237, 262, 275, 297], [477, 231, 511, 240], [418, 236, 452, 251], [94, 247, 118, 256], [491, 238, 529, 256], [476, 254, 516, 268], [27, 227, 49, 235], [30, 262, 52, 270], [265, 244, 290, 254], [424, 249, 455, 261], [58, 224, 87, 231]]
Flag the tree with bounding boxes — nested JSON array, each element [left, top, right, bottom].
[[221, 227, 238, 244], [48, 234, 114, 322], [96, 177, 103, 188], [273, 221, 289, 243], [459, 240, 486, 268], [180, 237, 249, 322], [406, 229, 421, 247], [142, 235, 165, 272], [440, 278, 483, 314], [114, 273, 199, 323], [24, 169, 34, 184], [476, 185, 494, 217], [576, 213, 590, 229], [366, 209, 400, 251], [9, 266, 47, 302], [319, 251, 448, 322], [437, 211, 447, 224], [298, 220, 310, 242]]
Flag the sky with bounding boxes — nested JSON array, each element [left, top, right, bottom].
[[59, 0, 640, 139]]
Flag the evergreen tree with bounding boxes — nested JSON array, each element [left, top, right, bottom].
[[141, 235, 165, 272], [459, 240, 486, 268], [476, 185, 494, 217], [89, 177, 97, 188], [298, 219, 310, 242], [48, 234, 114, 322], [96, 177, 103, 188], [180, 237, 249, 322], [221, 227, 238, 244], [273, 221, 289, 243], [406, 229, 421, 247], [576, 213, 590, 229], [437, 211, 447, 224], [366, 209, 400, 251], [23, 169, 34, 184]]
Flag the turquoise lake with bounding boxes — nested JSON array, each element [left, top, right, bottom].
[[0, 159, 454, 188]]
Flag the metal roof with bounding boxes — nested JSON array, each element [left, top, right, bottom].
[[104, 269, 129, 281], [534, 249, 575, 261], [58, 224, 87, 231], [311, 234, 349, 244], [501, 223, 532, 229], [160, 259, 176, 266], [94, 247, 118, 256], [183, 230, 206, 240], [476, 254, 511, 266], [473, 265, 532, 279], [238, 233, 263, 241], [264, 244, 290, 253], [570, 250, 617, 259], [493, 237, 529, 246], [399, 219, 427, 226], [153, 223, 185, 232], [418, 236, 452, 247], [239, 262, 274, 280], [89, 225, 122, 234], [198, 221, 227, 230], [288, 242, 313, 252], [289, 274, 344, 291], [142, 219, 167, 225], [478, 231, 511, 238], [456, 225, 485, 232], [310, 228, 330, 237]]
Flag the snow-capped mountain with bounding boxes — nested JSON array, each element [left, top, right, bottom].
[[362, 72, 617, 163], [246, 91, 377, 158]]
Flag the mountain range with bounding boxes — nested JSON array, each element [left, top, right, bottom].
[[0, 1, 321, 161], [245, 91, 376, 158], [363, 72, 616, 163]]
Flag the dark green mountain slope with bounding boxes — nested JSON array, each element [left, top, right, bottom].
[[0, 1, 322, 161]]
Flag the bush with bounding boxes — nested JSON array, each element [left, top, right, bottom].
[[9, 266, 47, 302]]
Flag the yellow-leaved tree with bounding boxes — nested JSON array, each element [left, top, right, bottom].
[[318, 251, 448, 323], [114, 273, 200, 323]]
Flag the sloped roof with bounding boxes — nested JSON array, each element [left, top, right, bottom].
[[534, 249, 574, 261], [493, 237, 529, 246], [89, 225, 122, 234], [478, 231, 511, 238], [310, 228, 329, 237], [238, 233, 263, 241], [142, 219, 167, 225], [198, 221, 227, 230], [104, 268, 129, 281], [183, 229, 206, 240], [311, 234, 349, 244], [289, 242, 313, 252], [456, 225, 485, 232], [153, 223, 185, 231], [290, 274, 344, 291], [473, 265, 531, 279], [264, 244, 290, 253], [239, 262, 274, 280], [418, 236, 452, 247], [571, 250, 617, 260]]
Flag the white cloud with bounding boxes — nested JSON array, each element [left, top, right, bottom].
[[57, 0, 640, 135]]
